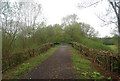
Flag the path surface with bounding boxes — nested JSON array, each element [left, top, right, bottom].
[[26, 45, 75, 79]]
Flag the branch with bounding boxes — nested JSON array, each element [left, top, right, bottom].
[[108, 1, 118, 18], [95, 13, 117, 27], [77, 0, 102, 9]]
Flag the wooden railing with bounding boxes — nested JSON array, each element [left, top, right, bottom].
[[2, 42, 54, 73], [71, 42, 120, 75]]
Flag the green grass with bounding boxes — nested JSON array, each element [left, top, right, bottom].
[[107, 45, 117, 53], [71, 47, 104, 79], [79, 37, 112, 52], [3, 46, 59, 79]]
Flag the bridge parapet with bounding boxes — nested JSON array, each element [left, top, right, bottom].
[[2, 42, 54, 73], [71, 42, 120, 75]]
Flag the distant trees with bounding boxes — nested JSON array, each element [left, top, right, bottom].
[[1, 1, 100, 56], [80, 23, 99, 37], [62, 14, 79, 26], [61, 14, 110, 51], [62, 14, 99, 42]]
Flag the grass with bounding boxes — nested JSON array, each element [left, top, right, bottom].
[[71, 47, 104, 79], [79, 37, 112, 52], [78, 37, 120, 54], [3, 46, 59, 79], [107, 45, 118, 53]]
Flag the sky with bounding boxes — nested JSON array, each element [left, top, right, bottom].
[[11, 0, 116, 37]]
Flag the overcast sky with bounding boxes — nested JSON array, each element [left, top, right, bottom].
[[11, 0, 116, 37]]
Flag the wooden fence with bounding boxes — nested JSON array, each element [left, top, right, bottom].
[[71, 42, 120, 75], [2, 42, 54, 73]]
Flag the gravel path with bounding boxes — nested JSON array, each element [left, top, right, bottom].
[[26, 45, 75, 79]]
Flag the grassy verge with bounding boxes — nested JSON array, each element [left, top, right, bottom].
[[71, 47, 105, 79], [3, 46, 59, 79], [107, 45, 117, 53], [79, 37, 112, 52]]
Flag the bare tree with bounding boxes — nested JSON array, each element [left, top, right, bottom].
[[18, 2, 42, 47], [1, 2, 42, 55], [108, 0, 120, 54], [1, 2, 21, 55], [77, 0, 120, 54]]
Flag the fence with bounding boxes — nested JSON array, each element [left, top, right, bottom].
[[2, 42, 54, 73], [71, 42, 120, 75]]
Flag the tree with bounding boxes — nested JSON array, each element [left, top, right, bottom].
[[1, 2, 43, 55], [108, 0, 120, 54], [62, 14, 81, 42], [77, 0, 120, 54], [80, 23, 99, 37], [61, 14, 99, 42], [1, 2, 22, 54], [62, 14, 79, 27]]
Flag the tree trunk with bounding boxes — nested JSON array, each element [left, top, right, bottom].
[[118, 7, 120, 54]]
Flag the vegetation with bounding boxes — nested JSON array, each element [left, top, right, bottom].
[[2, 43, 54, 73], [107, 45, 117, 53], [71, 47, 104, 79], [1, 2, 115, 57], [71, 42, 120, 77], [93, 37, 118, 53], [3, 46, 59, 79], [1, 2, 118, 78]]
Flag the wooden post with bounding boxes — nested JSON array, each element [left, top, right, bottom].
[[33, 49, 34, 56]]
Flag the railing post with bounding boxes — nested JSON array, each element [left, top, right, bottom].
[[33, 49, 34, 56]]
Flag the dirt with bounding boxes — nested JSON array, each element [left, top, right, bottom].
[[25, 45, 75, 79]]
